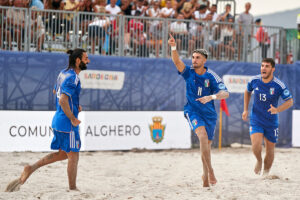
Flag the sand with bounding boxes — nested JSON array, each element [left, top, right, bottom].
[[1, 147, 300, 200]]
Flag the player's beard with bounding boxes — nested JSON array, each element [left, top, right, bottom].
[[79, 61, 87, 71]]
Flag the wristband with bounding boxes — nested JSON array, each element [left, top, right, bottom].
[[171, 46, 176, 51], [211, 95, 217, 100]]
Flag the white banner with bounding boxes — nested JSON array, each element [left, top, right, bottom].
[[0, 111, 191, 151], [292, 110, 300, 147], [79, 70, 125, 90], [81, 111, 191, 150], [0, 111, 55, 152], [223, 75, 252, 93]]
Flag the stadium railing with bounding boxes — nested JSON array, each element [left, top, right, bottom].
[[0, 6, 286, 63]]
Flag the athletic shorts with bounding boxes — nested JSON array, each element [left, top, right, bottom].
[[249, 123, 278, 143], [51, 129, 81, 153], [184, 111, 216, 141]]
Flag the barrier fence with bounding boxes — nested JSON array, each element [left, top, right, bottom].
[[0, 6, 287, 63]]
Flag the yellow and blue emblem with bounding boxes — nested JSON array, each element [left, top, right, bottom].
[[149, 116, 166, 143]]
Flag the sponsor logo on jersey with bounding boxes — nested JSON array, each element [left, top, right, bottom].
[[205, 79, 210, 87], [149, 116, 165, 143], [270, 88, 274, 95]]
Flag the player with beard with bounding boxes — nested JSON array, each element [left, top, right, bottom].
[[242, 58, 293, 176], [6, 49, 90, 192], [168, 34, 229, 187]]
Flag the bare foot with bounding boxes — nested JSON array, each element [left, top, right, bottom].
[[20, 165, 32, 184], [262, 169, 270, 176], [5, 178, 22, 192], [209, 170, 217, 185], [202, 175, 209, 187], [254, 161, 262, 175]]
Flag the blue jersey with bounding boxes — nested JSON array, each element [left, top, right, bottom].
[[247, 75, 292, 128], [179, 66, 228, 120], [52, 69, 81, 133]]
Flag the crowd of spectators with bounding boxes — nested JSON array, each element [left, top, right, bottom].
[[0, 0, 271, 60]]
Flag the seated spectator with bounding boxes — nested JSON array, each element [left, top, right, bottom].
[[217, 17, 236, 60], [105, 0, 122, 20], [160, 0, 175, 18], [79, 0, 95, 44], [30, 0, 44, 9], [0, 0, 12, 50], [63, 0, 80, 42], [169, 14, 188, 52], [120, 0, 133, 16], [7, 0, 26, 51], [147, 0, 162, 57], [44, 0, 64, 41], [30, 7, 45, 52], [131, 0, 148, 16], [180, 2, 194, 20], [88, 7, 110, 54]]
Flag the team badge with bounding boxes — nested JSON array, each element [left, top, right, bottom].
[[270, 88, 274, 95], [218, 83, 226, 90], [76, 141, 80, 149], [249, 126, 252, 132], [204, 79, 210, 87], [283, 89, 290, 96], [149, 116, 165, 143], [192, 119, 198, 126]]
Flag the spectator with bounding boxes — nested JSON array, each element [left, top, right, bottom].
[[120, 0, 133, 16], [0, 0, 12, 50], [218, 17, 236, 60], [210, 4, 219, 22], [106, 0, 122, 20], [219, 4, 233, 22], [237, 2, 254, 61], [160, 0, 175, 18], [30, 6, 45, 52], [88, 6, 110, 54], [30, 0, 44, 9], [170, 14, 188, 52], [255, 18, 270, 59], [7, 0, 26, 50], [79, 0, 95, 44], [180, 2, 194, 20], [131, 0, 147, 16], [44, 0, 64, 41]]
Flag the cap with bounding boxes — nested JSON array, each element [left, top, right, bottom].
[[193, 49, 208, 59]]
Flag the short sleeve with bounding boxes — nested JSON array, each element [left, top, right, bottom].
[[208, 71, 228, 94], [247, 80, 254, 92], [61, 75, 78, 97], [178, 65, 191, 80], [280, 87, 292, 101]]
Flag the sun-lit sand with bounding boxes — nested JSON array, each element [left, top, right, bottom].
[[1, 147, 300, 200]]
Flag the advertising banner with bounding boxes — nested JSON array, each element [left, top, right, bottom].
[[292, 110, 300, 147]]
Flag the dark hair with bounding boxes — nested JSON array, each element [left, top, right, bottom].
[[262, 58, 275, 68], [66, 48, 86, 70], [193, 49, 208, 59]]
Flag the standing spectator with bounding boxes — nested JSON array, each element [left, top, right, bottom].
[[180, 2, 194, 20], [64, 0, 81, 42], [255, 18, 270, 59], [44, 0, 64, 41], [237, 2, 253, 60], [218, 17, 236, 60], [79, 0, 95, 44], [219, 4, 233, 22]]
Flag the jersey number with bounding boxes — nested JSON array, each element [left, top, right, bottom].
[[274, 128, 279, 137], [56, 87, 61, 99], [198, 87, 202, 96], [259, 93, 266, 101]]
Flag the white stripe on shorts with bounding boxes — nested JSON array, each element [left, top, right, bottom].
[[185, 113, 193, 129]]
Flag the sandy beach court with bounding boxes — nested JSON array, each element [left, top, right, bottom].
[[1, 147, 299, 200]]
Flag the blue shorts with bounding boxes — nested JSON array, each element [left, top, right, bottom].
[[184, 111, 216, 141], [51, 129, 81, 153], [249, 124, 278, 143]]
